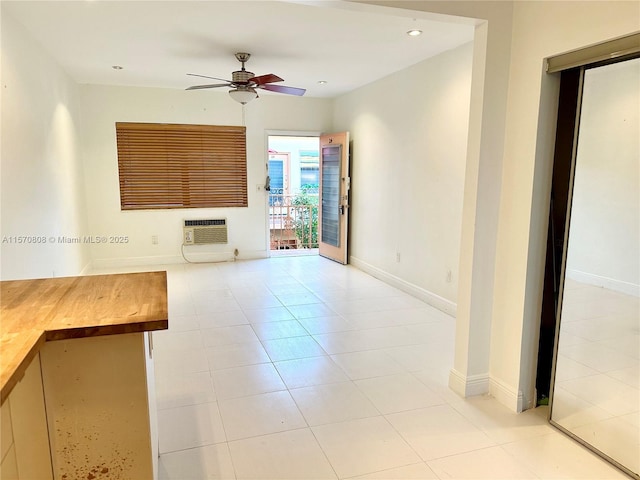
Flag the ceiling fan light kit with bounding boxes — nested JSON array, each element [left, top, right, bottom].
[[187, 52, 305, 105], [229, 87, 258, 105]]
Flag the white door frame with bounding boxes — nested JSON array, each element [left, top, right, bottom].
[[264, 130, 322, 257]]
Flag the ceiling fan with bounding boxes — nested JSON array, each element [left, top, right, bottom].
[[186, 52, 306, 104]]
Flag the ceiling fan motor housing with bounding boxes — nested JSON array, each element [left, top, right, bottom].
[[232, 70, 255, 84]]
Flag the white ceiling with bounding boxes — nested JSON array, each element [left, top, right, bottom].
[[3, 0, 476, 99]]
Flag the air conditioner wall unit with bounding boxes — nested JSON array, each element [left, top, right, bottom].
[[183, 219, 228, 245]]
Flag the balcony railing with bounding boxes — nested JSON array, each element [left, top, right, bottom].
[[269, 192, 319, 250]]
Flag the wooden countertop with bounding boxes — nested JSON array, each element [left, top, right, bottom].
[[0, 271, 168, 404]]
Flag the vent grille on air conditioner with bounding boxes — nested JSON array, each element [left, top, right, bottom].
[[183, 219, 228, 245]]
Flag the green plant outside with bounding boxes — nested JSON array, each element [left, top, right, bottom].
[[291, 185, 319, 248]]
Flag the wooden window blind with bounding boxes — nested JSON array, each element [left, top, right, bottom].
[[116, 122, 248, 210]]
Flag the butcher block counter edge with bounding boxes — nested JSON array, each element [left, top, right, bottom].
[[0, 271, 168, 404]]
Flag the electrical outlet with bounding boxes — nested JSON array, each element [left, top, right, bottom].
[[151, 235, 158, 245], [446, 269, 452, 283], [396, 252, 401, 262]]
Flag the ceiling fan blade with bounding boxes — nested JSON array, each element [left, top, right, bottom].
[[186, 83, 230, 90], [250, 73, 283, 85], [259, 84, 306, 96], [187, 73, 232, 83]]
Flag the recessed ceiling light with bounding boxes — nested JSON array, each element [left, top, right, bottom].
[[406, 29, 422, 37], [317, 80, 328, 85], [112, 65, 124, 70]]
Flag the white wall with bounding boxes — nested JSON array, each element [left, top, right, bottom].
[[80, 85, 333, 268], [354, 0, 515, 406], [1, 11, 90, 280], [333, 42, 473, 312], [566, 59, 640, 295], [357, 0, 640, 412]]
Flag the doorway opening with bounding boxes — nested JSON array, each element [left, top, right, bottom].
[[267, 135, 320, 256]]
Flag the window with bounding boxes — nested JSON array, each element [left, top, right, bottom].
[[115, 122, 247, 210], [299, 149, 319, 193], [300, 166, 319, 187]]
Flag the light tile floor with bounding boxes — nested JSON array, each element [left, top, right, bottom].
[[96, 256, 631, 479]]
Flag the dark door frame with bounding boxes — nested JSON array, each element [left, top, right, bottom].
[[535, 67, 583, 405]]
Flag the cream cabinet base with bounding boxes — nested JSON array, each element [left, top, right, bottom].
[[40, 333, 157, 480], [1, 353, 53, 480]]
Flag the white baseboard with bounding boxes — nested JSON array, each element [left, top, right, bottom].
[[89, 250, 269, 271], [181, 247, 267, 263], [238, 250, 270, 260], [566, 268, 639, 297], [90, 254, 184, 270], [448, 369, 525, 413], [448, 369, 490, 397], [489, 376, 524, 413], [350, 256, 457, 316]]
